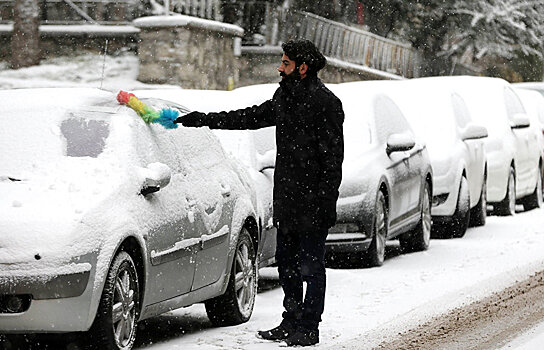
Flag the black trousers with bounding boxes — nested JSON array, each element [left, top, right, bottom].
[[275, 225, 328, 331]]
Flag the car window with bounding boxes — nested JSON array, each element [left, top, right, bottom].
[[504, 87, 526, 120], [451, 93, 471, 128], [60, 116, 110, 158], [373, 95, 411, 144]]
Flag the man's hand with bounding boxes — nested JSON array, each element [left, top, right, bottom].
[[174, 111, 205, 126]]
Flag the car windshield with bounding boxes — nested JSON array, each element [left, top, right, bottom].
[[61, 112, 110, 158]]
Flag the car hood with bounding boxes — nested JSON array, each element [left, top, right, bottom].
[[0, 166, 125, 265]]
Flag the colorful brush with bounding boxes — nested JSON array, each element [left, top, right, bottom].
[[117, 90, 179, 129]]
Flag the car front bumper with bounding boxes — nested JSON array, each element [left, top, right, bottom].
[[326, 230, 371, 254], [0, 262, 97, 333]]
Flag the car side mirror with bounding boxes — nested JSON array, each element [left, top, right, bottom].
[[510, 113, 531, 129], [461, 124, 488, 140], [139, 162, 172, 196], [386, 133, 415, 155], [257, 149, 276, 172]]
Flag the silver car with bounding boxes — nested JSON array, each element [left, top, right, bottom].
[[0, 88, 260, 349], [326, 83, 434, 267]]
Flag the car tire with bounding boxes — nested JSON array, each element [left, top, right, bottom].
[[364, 191, 388, 267], [495, 167, 516, 216], [89, 251, 139, 350], [400, 182, 431, 253], [205, 227, 257, 326], [521, 163, 543, 211], [436, 176, 470, 239], [469, 175, 487, 227]]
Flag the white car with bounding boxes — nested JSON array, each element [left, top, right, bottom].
[[445, 77, 543, 215], [514, 88, 544, 207], [384, 78, 488, 238], [0, 88, 260, 349]]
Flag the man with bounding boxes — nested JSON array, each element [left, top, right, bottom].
[[175, 39, 344, 347]]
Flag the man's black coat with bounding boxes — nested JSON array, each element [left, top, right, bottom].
[[180, 76, 344, 231]]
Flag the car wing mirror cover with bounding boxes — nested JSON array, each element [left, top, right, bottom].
[[257, 149, 276, 172], [462, 124, 488, 140], [139, 162, 172, 196], [510, 113, 531, 129], [386, 133, 416, 155]]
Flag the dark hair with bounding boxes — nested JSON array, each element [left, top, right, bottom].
[[281, 39, 326, 76]]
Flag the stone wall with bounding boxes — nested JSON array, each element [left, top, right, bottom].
[[133, 15, 243, 90]]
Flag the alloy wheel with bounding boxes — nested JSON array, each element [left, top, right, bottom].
[[112, 267, 137, 348], [375, 196, 387, 264], [234, 240, 255, 318], [421, 187, 432, 247]]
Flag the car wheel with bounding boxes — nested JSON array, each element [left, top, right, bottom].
[[521, 163, 543, 211], [365, 191, 387, 267], [469, 175, 487, 227], [89, 251, 139, 350], [495, 167, 516, 216], [442, 176, 470, 239], [205, 227, 257, 326], [400, 182, 431, 252]]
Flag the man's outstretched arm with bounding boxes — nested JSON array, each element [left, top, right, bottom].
[[176, 98, 276, 130]]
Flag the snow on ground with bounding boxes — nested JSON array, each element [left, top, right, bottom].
[[2, 55, 544, 349], [0, 53, 179, 91], [134, 209, 544, 350], [500, 319, 544, 350]]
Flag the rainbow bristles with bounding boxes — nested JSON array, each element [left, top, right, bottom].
[[117, 90, 178, 129], [156, 108, 179, 129]]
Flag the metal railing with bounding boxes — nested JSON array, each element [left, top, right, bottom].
[[171, 0, 221, 21], [278, 11, 421, 78]]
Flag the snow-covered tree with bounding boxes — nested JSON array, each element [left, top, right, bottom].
[[11, 0, 40, 69], [360, 0, 544, 78]]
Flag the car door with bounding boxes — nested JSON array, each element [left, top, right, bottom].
[[374, 95, 421, 230], [136, 125, 199, 304], [176, 128, 236, 291], [504, 87, 534, 194]]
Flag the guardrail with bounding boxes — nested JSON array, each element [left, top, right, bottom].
[[279, 11, 421, 78]]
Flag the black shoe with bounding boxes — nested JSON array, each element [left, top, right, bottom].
[[284, 329, 319, 347], [257, 321, 295, 341]]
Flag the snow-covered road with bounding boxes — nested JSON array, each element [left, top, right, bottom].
[[133, 207, 544, 350]]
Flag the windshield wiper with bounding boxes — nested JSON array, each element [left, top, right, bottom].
[[0, 176, 22, 182]]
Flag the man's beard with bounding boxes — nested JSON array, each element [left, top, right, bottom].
[[280, 68, 301, 83]]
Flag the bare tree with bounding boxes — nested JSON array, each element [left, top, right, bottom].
[[11, 0, 40, 69]]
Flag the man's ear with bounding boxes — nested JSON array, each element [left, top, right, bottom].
[[299, 63, 308, 75]]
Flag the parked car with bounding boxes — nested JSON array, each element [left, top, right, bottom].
[[0, 88, 260, 349], [384, 78, 488, 238], [135, 88, 278, 267], [446, 77, 543, 215], [513, 88, 544, 207], [327, 83, 434, 267], [513, 82, 544, 97]]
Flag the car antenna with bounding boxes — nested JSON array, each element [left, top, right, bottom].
[[100, 39, 109, 91]]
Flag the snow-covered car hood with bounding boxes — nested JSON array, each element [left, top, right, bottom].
[[0, 161, 126, 264]]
